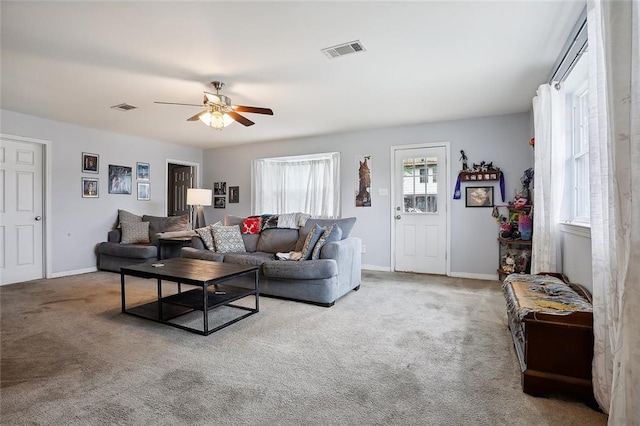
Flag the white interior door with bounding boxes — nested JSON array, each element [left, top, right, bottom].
[[393, 146, 447, 274], [0, 137, 44, 285]]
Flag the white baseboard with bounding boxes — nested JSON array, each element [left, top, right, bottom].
[[362, 264, 392, 272], [449, 271, 499, 281], [50, 266, 98, 279]]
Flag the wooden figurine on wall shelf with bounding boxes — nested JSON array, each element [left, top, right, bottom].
[[459, 150, 469, 171]]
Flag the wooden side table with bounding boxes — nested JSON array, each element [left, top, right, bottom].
[[158, 236, 192, 260]]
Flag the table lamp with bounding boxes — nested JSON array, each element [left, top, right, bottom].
[[186, 188, 212, 229]]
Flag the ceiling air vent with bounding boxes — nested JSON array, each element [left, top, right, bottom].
[[110, 103, 137, 111], [321, 40, 366, 59]]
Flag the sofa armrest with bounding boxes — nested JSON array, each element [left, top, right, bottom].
[[320, 237, 362, 290], [107, 229, 121, 243]]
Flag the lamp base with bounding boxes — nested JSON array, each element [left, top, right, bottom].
[[195, 205, 206, 229]]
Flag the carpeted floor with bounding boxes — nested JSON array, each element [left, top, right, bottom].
[[1, 270, 606, 425]]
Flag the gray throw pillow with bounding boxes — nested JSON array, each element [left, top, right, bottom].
[[120, 221, 150, 244], [195, 227, 215, 251], [117, 209, 142, 229], [299, 223, 325, 260], [311, 224, 343, 260], [211, 224, 246, 254]]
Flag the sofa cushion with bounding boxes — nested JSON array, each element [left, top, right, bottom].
[[117, 209, 142, 228], [142, 214, 190, 245], [195, 226, 215, 251], [181, 247, 224, 262], [242, 217, 261, 234], [99, 241, 156, 259], [120, 221, 150, 244], [311, 224, 343, 260], [212, 225, 246, 253], [295, 217, 356, 251], [256, 228, 299, 254], [242, 234, 260, 253], [262, 259, 338, 280], [223, 252, 274, 267], [300, 223, 325, 260]]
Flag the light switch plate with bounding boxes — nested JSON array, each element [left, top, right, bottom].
[[378, 188, 389, 196]]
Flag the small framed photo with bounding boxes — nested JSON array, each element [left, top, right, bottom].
[[214, 181, 227, 195], [229, 186, 239, 203], [465, 186, 494, 207], [214, 196, 226, 208], [82, 177, 99, 198], [137, 182, 150, 201], [136, 162, 150, 180], [82, 153, 99, 173]]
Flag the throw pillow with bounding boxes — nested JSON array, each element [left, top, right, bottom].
[[195, 227, 215, 251], [261, 214, 279, 230], [211, 225, 246, 254], [311, 224, 343, 260], [242, 217, 261, 234], [120, 221, 150, 244], [117, 209, 142, 229], [299, 223, 325, 261]]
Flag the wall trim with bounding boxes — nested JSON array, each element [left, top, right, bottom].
[[362, 264, 392, 272], [560, 222, 591, 238], [50, 266, 98, 279], [449, 271, 499, 282]]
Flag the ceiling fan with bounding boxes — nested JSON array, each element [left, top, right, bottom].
[[154, 81, 273, 130]]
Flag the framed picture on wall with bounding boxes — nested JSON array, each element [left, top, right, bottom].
[[82, 177, 99, 198], [82, 153, 99, 173], [214, 181, 227, 195], [108, 165, 132, 194], [137, 182, 150, 201], [465, 186, 494, 207], [229, 186, 239, 203], [214, 196, 226, 208], [136, 162, 150, 180]]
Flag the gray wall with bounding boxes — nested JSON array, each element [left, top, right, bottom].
[[1, 109, 203, 276], [202, 113, 535, 278]]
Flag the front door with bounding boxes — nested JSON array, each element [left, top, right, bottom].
[[393, 145, 447, 274], [0, 136, 44, 285]]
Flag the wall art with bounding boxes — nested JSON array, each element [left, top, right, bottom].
[[108, 164, 132, 194], [137, 182, 150, 201], [355, 154, 372, 207], [82, 177, 99, 198], [136, 162, 150, 180], [229, 186, 239, 203], [82, 152, 99, 173]]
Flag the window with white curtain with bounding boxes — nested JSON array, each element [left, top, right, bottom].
[[561, 50, 591, 227], [251, 152, 340, 218]]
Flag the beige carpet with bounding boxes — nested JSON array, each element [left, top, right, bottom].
[[1, 271, 606, 425]]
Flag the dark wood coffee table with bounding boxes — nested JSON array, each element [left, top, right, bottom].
[[120, 258, 259, 335]]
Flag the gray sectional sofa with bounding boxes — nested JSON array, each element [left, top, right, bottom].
[[97, 211, 194, 272], [181, 215, 362, 307]]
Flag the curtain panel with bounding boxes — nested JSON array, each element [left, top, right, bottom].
[[588, 0, 639, 421], [531, 84, 565, 274]]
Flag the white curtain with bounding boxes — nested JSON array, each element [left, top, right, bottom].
[[252, 152, 340, 218], [588, 0, 640, 421], [531, 84, 565, 274]]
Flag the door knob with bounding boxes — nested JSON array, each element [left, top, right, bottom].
[[395, 215, 401, 220], [35, 216, 42, 221]]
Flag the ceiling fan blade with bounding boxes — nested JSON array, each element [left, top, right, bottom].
[[187, 110, 208, 121], [155, 101, 203, 107], [227, 111, 255, 127], [233, 105, 274, 115]]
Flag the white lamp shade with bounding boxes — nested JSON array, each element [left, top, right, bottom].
[[187, 188, 212, 206]]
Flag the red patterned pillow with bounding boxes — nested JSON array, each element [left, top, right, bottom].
[[242, 217, 261, 234]]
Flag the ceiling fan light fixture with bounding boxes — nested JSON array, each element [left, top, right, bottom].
[[210, 111, 225, 130]]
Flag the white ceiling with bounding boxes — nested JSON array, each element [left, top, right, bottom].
[[1, 1, 584, 149]]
